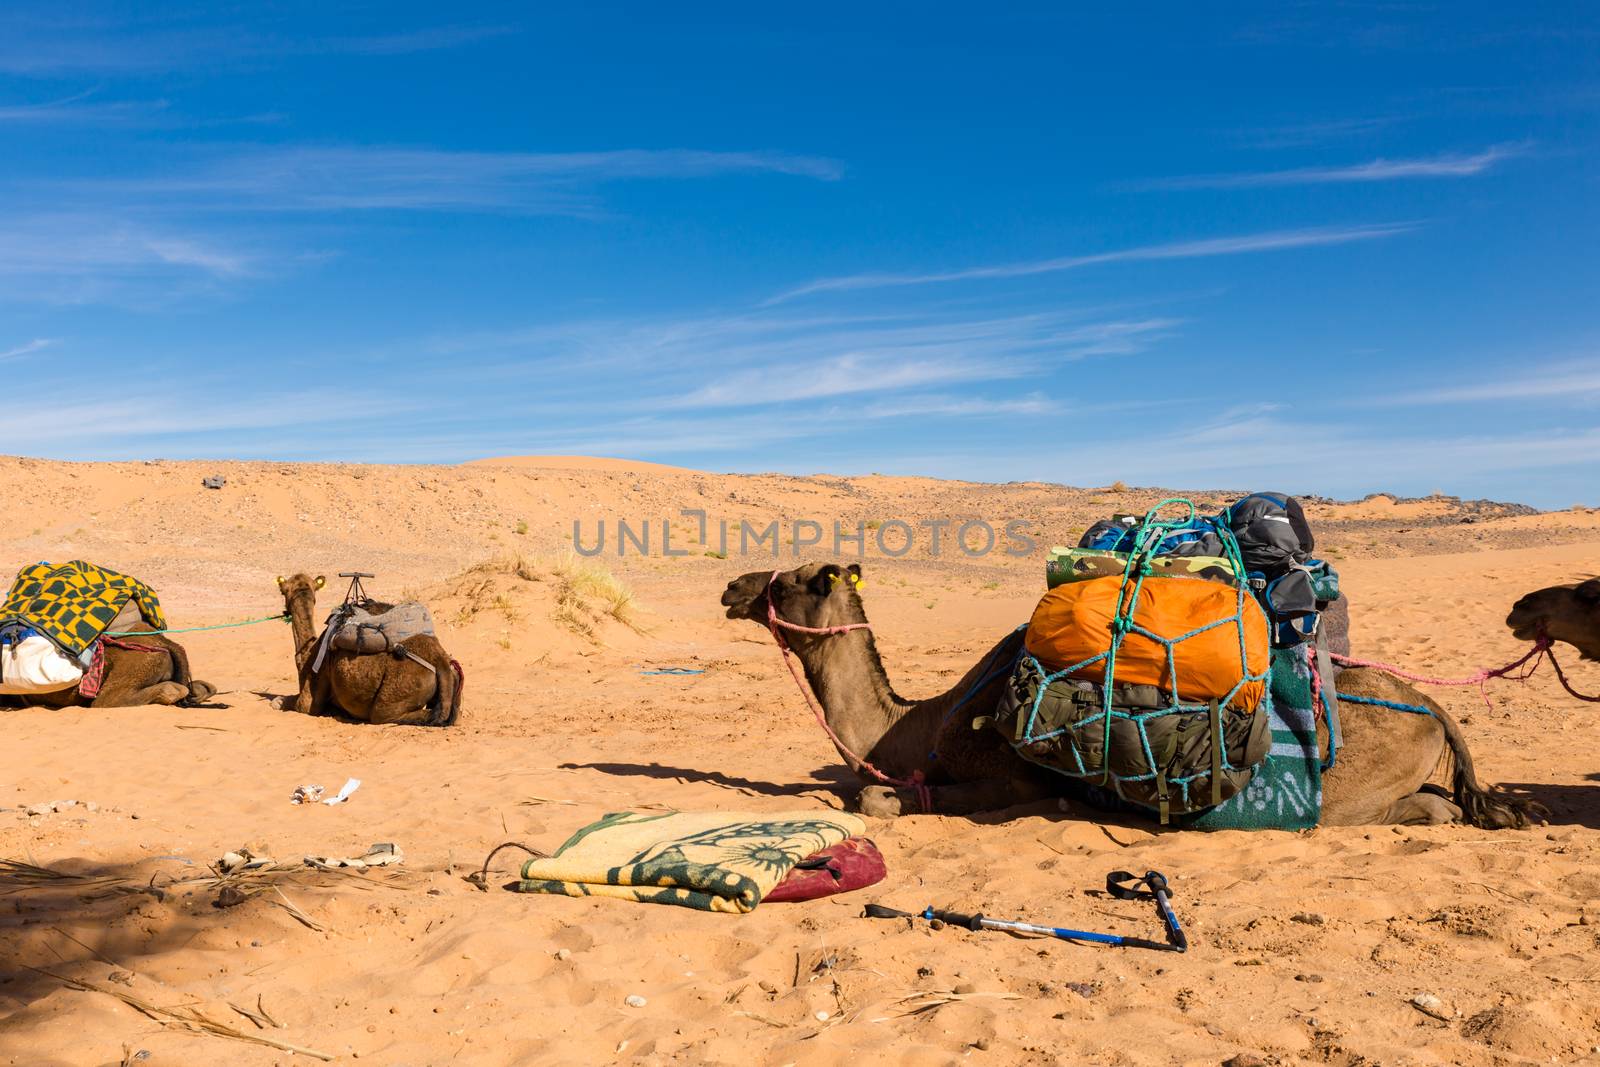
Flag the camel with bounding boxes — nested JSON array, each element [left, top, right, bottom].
[[1507, 577, 1600, 662], [5, 630, 218, 709], [722, 562, 1532, 828], [277, 574, 461, 727]]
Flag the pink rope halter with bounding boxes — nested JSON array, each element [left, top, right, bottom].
[[1326, 630, 1599, 707], [764, 570, 934, 812]]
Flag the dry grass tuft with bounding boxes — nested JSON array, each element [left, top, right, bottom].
[[437, 553, 643, 642]]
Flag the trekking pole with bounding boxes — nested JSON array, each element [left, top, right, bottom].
[[1105, 869, 1188, 952], [863, 868, 1185, 953]]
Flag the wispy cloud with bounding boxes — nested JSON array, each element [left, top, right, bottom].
[[1382, 358, 1600, 405], [1138, 143, 1526, 190], [857, 393, 1057, 419], [0, 17, 514, 75], [767, 224, 1413, 303], [54, 145, 842, 216], [0, 217, 251, 279], [1237, 115, 1407, 149], [0, 88, 165, 125], [0, 338, 55, 361]]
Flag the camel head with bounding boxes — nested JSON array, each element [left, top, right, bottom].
[[276, 573, 326, 606], [1506, 578, 1600, 661], [721, 562, 867, 633]]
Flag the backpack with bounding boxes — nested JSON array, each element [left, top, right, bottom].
[[1222, 492, 1313, 579], [997, 500, 1275, 821]]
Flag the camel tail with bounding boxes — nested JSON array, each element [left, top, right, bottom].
[[1431, 699, 1539, 829], [426, 659, 463, 728]]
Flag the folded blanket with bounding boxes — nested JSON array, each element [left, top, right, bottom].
[[0, 560, 166, 657], [513, 810, 865, 913]]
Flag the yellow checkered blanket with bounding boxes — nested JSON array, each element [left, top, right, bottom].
[[513, 809, 865, 913], [0, 561, 166, 656]]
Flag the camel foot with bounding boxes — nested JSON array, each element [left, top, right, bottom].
[[1385, 788, 1462, 825], [186, 680, 218, 702], [855, 785, 908, 818]]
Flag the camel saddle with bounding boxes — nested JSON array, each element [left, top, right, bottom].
[[312, 601, 436, 672]]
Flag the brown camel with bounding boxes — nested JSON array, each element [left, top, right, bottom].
[[723, 562, 1531, 828], [4, 632, 217, 709], [1507, 577, 1600, 662], [277, 574, 461, 727]]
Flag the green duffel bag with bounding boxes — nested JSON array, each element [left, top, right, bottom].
[[989, 656, 1271, 822]]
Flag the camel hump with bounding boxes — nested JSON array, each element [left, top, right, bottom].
[[327, 600, 436, 655]]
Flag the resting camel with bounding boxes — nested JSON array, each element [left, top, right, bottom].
[[6, 629, 218, 709], [1507, 577, 1600, 663], [277, 574, 461, 727], [723, 562, 1532, 828]]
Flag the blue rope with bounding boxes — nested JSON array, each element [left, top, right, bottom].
[[1336, 693, 1436, 718]]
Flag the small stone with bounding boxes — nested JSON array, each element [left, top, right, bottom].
[[1410, 993, 1452, 1020], [972, 1037, 991, 1051], [555, 949, 572, 961], [24, 805, 51, 817], [1222, 1055, 1269, 1067], [1295, 973, 1324, 983], [814, 1011, 829, 1021], [624, 995, 647, 1008], [952, 981, 978, 995], [1290, 912, 1325, 926], [84, 802, 98, 813], [916, 966, 934, 978], [757, 980, 777, 994]]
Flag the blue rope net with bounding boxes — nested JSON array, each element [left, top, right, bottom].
[[1017, 498, 1271, 813]]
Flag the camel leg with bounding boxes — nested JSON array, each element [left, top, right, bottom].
[[90, 680, 190, 708], [856, 776, 1047, 818], [1382, 786, 1463, 825]]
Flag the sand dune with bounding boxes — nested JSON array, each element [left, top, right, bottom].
[[1, 456, 1597, 1066]]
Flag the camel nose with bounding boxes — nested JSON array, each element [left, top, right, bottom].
[[720, 581, 746, 608]]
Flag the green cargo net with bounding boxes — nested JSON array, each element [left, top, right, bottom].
[[1018, 498, 1271, 816]]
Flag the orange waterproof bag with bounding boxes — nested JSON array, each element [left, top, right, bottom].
[[1024, 575, 1269, 711]]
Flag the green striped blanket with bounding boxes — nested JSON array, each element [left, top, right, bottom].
[[1183, 648, 1323, 831]]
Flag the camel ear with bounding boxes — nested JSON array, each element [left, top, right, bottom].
[[315, 575, 326, 590], [809, 564, 845, 597], [1577, 578, 1600, 604]]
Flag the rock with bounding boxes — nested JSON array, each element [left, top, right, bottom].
[[24, 804, 51, 817], [757, 980, 777, 994], [624, 995, 647, 1008], [916, 966, 934, 978], [84, 802, 98, 813], [214, 886, 249, 909], [1222, 1055, 1269, 1067], [1410, 993, 1452, 1021], [952, 981, 978, 995], [972, 1037, 991, 1051], [1290, 912, 1325, 926], [202, 476, 226, 490], [814, 1011, 830, 1021], [554, 949, 572, 961]]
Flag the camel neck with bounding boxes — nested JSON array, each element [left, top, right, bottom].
[[286, 592, 320, 670], [784, 627, 949, 780]]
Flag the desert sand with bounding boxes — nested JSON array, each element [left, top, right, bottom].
[[1, 455, 1598, 1067]]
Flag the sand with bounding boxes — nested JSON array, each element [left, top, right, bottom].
[[1, 455, 1597, 1066]]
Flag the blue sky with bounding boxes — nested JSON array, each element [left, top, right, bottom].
[[1, 3, 1596, 507]]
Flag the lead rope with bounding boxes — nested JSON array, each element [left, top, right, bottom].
[[764, 571, 935, 813], [1327, 632, 1593, 708]]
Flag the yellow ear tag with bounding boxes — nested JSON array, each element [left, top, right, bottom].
[[849, 575, 865, 592], [828, 573, 842, 585]]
